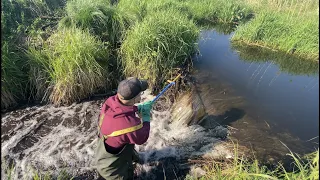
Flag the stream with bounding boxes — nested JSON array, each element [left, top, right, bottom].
[[195, 30, 319, 162], [1, 30, 319, 180]]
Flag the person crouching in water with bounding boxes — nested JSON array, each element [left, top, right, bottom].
[[95, 77, 153, 180]]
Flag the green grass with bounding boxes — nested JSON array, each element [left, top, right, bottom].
[[232, 0, 319, 61], [115, 0, 147, 22], [59, 0, 136, 45], [116, 0, 253, 27], [120, 10, 199, 90], [2, 0, 319, 107], [27, 27, 110, 105], [32, 169, 73, 180], [186, 143, 319, 180], [2, 162, 73, 180], [182, 0, 253, 26], [116, 0, 188, 22], [1, 0, 67, 109], [278, 149, 319, 180], [1, 42, 29, 109]]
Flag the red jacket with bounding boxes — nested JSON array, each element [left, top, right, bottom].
[[99, 95, 150, 154]]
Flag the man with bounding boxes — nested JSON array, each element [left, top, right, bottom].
[[95, 77, 153, 180]]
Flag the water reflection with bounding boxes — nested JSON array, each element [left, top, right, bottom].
[[195, 30, 319, 160], [231, 42, 319, 76]]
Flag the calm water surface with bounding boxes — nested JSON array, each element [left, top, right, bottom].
[[195, 30, 319, 160]]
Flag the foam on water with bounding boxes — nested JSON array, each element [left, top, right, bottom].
[[1, 90, 230, 180]]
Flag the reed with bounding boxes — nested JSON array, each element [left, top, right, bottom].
[[120, 10, 199, 90], [59, 0, 136, 45], [27, 27, 110, 105], [232, 0, 319, 61], [1, 42, 29, 109]]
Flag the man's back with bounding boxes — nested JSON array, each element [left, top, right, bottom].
[[99, 94, 150, 154], [95, 77, 152, 180]]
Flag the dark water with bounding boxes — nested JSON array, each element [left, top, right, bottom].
[[195, 30, 319, 160]]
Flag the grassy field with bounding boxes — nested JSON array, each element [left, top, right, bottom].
[[232, 0, 319, 61]]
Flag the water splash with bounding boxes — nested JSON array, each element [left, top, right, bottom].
[[1, 90, 230, 180]]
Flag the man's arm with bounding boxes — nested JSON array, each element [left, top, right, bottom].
[[126, 121, 150, 145], [126, 101, 153, 145]]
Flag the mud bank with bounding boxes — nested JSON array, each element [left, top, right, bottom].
[[1, 90, 231, 180]]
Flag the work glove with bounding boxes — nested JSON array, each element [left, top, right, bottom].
[[137, 101, 153, 122]]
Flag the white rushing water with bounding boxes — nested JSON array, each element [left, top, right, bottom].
[[1, 90, 230, 180]]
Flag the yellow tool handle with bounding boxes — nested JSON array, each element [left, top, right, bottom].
[[167, 73, 181, 83], [172, 74, 181, 82]]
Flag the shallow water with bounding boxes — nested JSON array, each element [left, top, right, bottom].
[[194, 30, 319, 161]]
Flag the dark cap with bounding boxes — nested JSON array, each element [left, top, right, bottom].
[[117, 77, 148, 100]]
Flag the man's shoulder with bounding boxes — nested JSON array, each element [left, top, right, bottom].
[[105, 95, 116, 103], [102, 108, 140, 127]]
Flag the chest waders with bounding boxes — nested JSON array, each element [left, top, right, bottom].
[[95, 113, 143, 180]]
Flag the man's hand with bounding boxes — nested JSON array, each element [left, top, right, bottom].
[[137, 101, 153, 122]]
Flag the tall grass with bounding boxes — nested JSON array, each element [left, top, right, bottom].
[[3, 0, 318, 107], [278, 148, 319, 180], [59, 0, 136, 45], [1, 42, 29, 109], [232, 0, 319, 61], [116, 0, 253, 26], [116, 0, 147, 22], [1, 0, 67, 109], [120, 10, 199, 90], [186, 143, 319, 180], [116, 0, 188, 22], [182, 0, 253, 26], [27, 27, 110, 105]]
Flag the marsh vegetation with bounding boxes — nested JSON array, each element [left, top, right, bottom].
[[1, 0, 318, 179]]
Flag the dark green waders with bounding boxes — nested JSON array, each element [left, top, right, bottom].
[[95, 138, 135, 180]]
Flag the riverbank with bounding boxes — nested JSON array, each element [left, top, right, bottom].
[[187, 147, 319, 180], [232, 0, 319, 62], [4, 0, 318, 110]]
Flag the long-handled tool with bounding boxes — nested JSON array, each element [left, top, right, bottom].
[[152, 74, 181, 103]]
